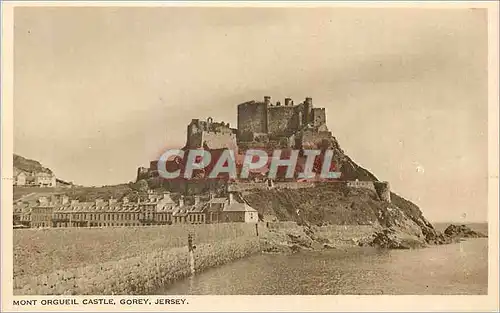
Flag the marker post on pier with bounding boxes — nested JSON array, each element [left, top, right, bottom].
[[188, 233, 196, 276]]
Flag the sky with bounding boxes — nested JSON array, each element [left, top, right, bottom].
[[13, 7, 488, 222]]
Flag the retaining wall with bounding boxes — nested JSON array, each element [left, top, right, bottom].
[[14, 223, 260, 295], [14, 237, 260, 295]]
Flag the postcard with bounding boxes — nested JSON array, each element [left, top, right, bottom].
[[1, 1, 498, 312]]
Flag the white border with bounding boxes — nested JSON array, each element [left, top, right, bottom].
[[1, 2, 499, 312]]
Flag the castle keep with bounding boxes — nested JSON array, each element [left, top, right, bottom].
[[237, 96, 331, 150]]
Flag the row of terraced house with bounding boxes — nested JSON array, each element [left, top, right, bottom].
[[13, 191, 259, 228]]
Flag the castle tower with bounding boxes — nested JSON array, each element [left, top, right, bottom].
[[264, 96, 271, 106], [237, 98, 269, 141], [304, 97, 313, 125], [375, 181, 391, 203]]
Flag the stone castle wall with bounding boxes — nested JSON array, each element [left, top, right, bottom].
[[267, 106, 298, 138], [237, 102, 268, 141], [187, 118, 237, 150], [311, 108, 326, 127], [374, 181, 391, 203], [200, 132, 238, 151], [347, 180, 376, 191], [299, 130, 333, 149], [237, 97, 325, 144]]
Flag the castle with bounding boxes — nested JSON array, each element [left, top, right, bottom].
[[138, 96, 335, 180], [136, 96, 391, 203], [181, 96, 332, 151]]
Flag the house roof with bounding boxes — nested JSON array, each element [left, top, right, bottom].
[[36, 172, 54, 177], [206, 197, 228, 204], [156, 204, 176, 212], [171, 202, 206, 216], [223, 202, 258, 212], [13, 203, 29, 213], [15, 171, 26, 177]]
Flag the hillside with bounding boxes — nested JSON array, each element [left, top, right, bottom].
[[243, 184, 446, 247], [240, 135, 449, 247], [13, 154, 53, 174], [13, 184, 141, 202]]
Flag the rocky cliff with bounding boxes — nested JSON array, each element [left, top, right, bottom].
[[244, 135, 451, 248]]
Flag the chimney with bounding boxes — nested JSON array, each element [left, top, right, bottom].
[[264, 96, 271, 105], [122, 197, 129, 204], [70, 199, 79, 205], [228, 193, 234, 205], [194, 196, 200, 205], [284, 98, 292, 106], [95, 198, 104, 206], [305, 97, 313, 106], [209, 193, 215, 200], [38, 196, 48, 205], [108, 198, 117, 205], [178, 195, 185, 207]]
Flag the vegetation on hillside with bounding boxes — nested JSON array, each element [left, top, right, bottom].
[[13, 154, 52, 174], [243, 184, 448, 245]]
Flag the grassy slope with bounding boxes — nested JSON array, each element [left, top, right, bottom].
[[244, 184, 384, 225], [14, 184, 136, 202], [243, 184, 443, 243]]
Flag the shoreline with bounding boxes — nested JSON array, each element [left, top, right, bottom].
[[13, 222, 487, 295], [159, 237, 488, 295]]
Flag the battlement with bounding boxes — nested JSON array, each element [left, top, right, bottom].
[[187, 117, 237, 150], [237, 96, 329, 147], [189, 117, 233, 134]]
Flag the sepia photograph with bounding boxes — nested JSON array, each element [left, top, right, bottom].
[[1, 1, 499, 312]]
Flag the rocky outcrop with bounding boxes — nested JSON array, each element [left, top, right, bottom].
[[245, 184, 437, 249], [244, 134, 458, 249], [359, 228, 428, 249], [259, 222, 381, 253], [443, 224, 487, 239]]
